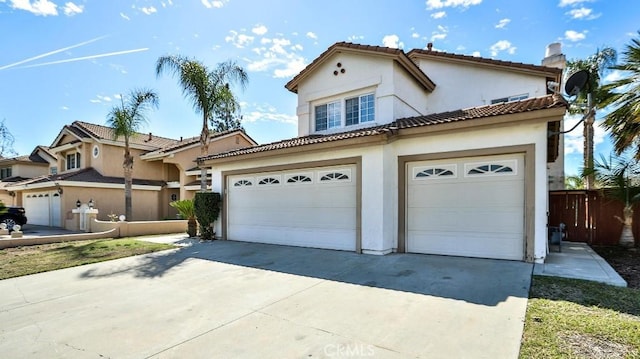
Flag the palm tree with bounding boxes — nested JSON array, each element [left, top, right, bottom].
[[582, 153, 640, 248], [155, 56, 248, 190], [566, 47, 617, 189], [601, 31, 640, 159], [565, 175, 585, 189], [106, 89, 159, 221], [212, 84, 243, 132]]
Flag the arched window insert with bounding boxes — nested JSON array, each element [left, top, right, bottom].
[[258, 177, 280, 185], [320, 172, 349, 181], [287, 175, 312, 183], [234, 179, 252, 187], [415, 168, 454, 178], [467, 164, 514, 175]]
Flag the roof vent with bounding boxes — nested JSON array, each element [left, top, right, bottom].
[[147, 132, 152, 141], [427, 42, 433, 51]]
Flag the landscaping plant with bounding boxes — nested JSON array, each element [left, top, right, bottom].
[[194, 192, 221, 240], [170, 199, 197, 237]]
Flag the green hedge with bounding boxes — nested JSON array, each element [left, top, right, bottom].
[[194, 192, 222, 240]]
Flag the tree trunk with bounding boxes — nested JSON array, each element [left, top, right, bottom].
[[124, 154, 133, 222], [200, 117, 209, 191], [584, 94, 595, 190], [187, 218, 197, 237], [620, 205, 635, 248]]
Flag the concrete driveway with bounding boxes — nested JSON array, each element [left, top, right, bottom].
[[0, 240, 532, 358]]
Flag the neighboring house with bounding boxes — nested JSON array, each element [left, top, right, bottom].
[[0, 146, 56, 206], [200, 42, 568, 263], [6, 121, 256, 227]]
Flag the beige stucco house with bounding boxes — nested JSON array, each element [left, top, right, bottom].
[[6, 121, 256, 228], [200, 42, 568, 263], [0, 146, 56, 206]]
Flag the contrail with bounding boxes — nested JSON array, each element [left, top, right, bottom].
[[17, 48, 149, 69], [0, 35, 108, 70]]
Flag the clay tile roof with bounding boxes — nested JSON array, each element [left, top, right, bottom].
[[72, 121, 177, 148], [24, 167, 165, 187], [144, 129, 249, 156], [396, 94, 567, 129], [200, 95, 567, 162], [407, 48, 562, 76], [285, 42, 436, 93]]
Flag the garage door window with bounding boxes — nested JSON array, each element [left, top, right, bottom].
[[320, 172, 350, 182], [286, 175, 312, 184], [413, 165, 456, 180], [465, 161, 516, 177], [258, 177, 280, 185], [234, 179, 253, 187]]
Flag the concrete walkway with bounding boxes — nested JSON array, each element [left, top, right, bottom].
[[0, 239, 532, 359], [533, 241, 627, 287]]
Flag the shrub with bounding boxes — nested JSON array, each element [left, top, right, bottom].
[[170, 199, 197, 237], [194, 192, 221, 240]]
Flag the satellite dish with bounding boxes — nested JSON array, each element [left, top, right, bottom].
[[564, 70, 589, 97]]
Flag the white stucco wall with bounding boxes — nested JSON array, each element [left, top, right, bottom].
[[210, 120, 550, 262], [414, 58, 549, 114], [294, 52, 430, 136]]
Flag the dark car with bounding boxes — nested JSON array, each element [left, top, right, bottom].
[[0, 206, 27, 231]]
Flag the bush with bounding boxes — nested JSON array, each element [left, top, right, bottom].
[[194, 192, 221, 240]]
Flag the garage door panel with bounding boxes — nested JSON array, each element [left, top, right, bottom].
[[407, 154, 525, 261], [408, 208, 523, 233], [407, 232, 522, 260], [228, 165, 357, 251], [229, 225, 355, 251]]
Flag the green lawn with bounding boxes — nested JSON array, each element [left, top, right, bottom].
[[0, 238, 176, 280], [520, 276, 640, 358]]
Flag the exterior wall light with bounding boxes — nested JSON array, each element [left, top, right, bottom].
[[76, 199, 81, 208], [88, 199, 94, 209]]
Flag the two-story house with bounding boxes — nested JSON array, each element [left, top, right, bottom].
[[0, 146, 56, 206], [200, 42, 568, 263], [6, 121, 256, 228]]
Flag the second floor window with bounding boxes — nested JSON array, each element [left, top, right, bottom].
[[66, 153, 81, 170], [0, 167, 12, 179], [315, 93, 375, 132]]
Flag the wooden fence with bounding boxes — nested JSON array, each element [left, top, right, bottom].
[[549, 190, 638, 245]]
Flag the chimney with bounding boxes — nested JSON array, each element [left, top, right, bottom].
[[148, 132, 152, 141], [180, 136, 183, 142], [542, 42, 566, 69], [427, 42, 433, 51]]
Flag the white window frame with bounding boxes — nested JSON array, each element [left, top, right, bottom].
[[66, 152, 81, 170], [314, 92, 375, 132], [491, 93, 529, 104]]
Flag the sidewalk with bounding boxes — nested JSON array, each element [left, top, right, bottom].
[[533, 241, 627, 287]]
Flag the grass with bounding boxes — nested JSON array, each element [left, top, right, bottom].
[[520, 275, 640, 358], [0, 238, 176, 280]]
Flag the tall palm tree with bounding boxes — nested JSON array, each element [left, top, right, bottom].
[[566, 47, 617, 189], [601, 31, 640, 159], [155, 56, 248, 190], [106, 89, 159, 221]]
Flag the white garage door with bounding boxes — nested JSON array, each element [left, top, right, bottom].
[[227, 165, 357, 251], [23, 192, 62, 227], [407, 154, 525, 260]]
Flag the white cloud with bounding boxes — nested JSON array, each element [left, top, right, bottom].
[[60, 106, 69, 110], [472, 51, 481, 57], [382, 34, 403, 49], [62, 2, 82, 16], [565, 29, 587, 42], [489, 40, 516, 56], [495, 18, 510, 29], [243, 104, 297, 125], [119, 12, 130, 20], [566, 7, 600, 20], [140, 6, 156, 15], [245, 37, 308, 78], [426, 0, 482, 10], [202, 0, 224, 8], [252, 24, 268, 35], [564, 113, 606, 155], [412, 32, 420, 38], [558, 0, 592, 7], [347, 35, 364, 42], [9, 0, 58, 16], [306, 32, 317, 40], [431, 11, 446, 18], [225, 30, 255, 48], [430, 25, 448, 42]]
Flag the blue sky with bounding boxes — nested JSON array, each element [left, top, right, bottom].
[[0, 0, 637, 175]]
